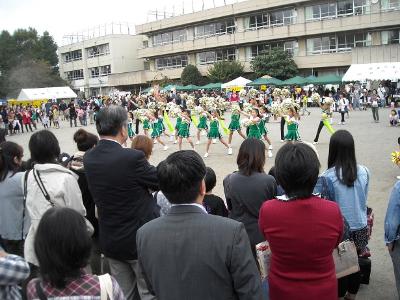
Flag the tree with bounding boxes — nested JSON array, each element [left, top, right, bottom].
[[6, 60, 67, 98], [0, 28, 62, 98], [181, 64, 204, 85], [207, 61, 244, 83], [250, 48, 298, 80]]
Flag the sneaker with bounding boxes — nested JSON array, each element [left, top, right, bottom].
[[212, 139, 217, 144], [268, 145, 273, 150], [228, 148, 233, 155], [268, 150, 273, 158], [204, 152, 209, 158], [313, 141, 318, 145], [195, 141, 200, 145], [174, 140, 178, 144], [163, 146, 168, 151]]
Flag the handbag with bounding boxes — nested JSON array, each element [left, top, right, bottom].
[[99, 273, 114, 300], [333, 240, 360, 278], [255, 241, 271, 280]]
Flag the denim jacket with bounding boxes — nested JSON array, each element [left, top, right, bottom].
[[322, 165, 369, 230], [384, 181, 400, 244]]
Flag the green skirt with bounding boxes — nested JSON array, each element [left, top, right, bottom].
[[128, 124, 135, 138], [151, 127, 161, 138], [228, 119, 241, 131], [207, 127, 221, 139], [143, 120, 151, 130], [178, 125, 190, 138], [197, 117, 208, 130], [247, 125, 261, 139], [285, 129, 300, 141]]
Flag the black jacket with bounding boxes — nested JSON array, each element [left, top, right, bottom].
[[84, 139, 159, 260]]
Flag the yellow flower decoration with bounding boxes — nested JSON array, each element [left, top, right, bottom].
[[391, 151, 400, 166]]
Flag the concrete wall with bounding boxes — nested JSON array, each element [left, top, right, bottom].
[[352, 44, 400, 64]]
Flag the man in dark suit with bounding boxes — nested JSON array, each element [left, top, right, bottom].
[[84, 105, 159, 300], [137, 150, 262, 300]]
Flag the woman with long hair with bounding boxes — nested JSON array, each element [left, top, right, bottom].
[[322, 130, 370, 300], [0, 141, 30, 256], [223, 138, 277, 257]]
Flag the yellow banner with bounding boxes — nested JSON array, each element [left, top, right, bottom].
[[7, 99, 48, 108]]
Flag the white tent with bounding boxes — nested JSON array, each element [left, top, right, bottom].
[[222, 77, 252, 89], [342, 62, 400, 82], [17, 87, 77, 101]]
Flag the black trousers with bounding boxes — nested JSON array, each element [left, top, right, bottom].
[[340, 111, 345, 123], [314, 121, 324, 142], [338, 271, 361, 297], [135, 118, 140, 134], [280, 117, 286, 140]]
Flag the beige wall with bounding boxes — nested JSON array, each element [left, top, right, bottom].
[[352, 44, 400, 64]]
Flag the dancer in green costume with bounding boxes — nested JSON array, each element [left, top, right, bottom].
[[196, 109, 209, 145], [177, 110, 195, 151], [227, 106, 246, 146], [204, 111, 232, 158]]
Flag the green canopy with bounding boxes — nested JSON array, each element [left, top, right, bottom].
[[247, 77, 283, 86], [177, 84, 200, 91], [200, 82, 222, 90], [141, 87, 152, 93], [309, 74, 343, 85], [282, 76, 308, 86]]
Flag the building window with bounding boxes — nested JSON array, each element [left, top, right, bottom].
[[63, 50, 82, 63], [246, 8, 295, 30], [65, 69, 84, 80], [381, 29, 400, 44], [155, 55, 188, 70], [89, 65, 111, 78], [195, 19, 236, 39], [152, 29, 187, 46], [305, 3, 337, 21], [306, 32, 371, 55], [197, 48, 236, 65], [86, 44, 110, 58], [305, 0, 370, 22], [381, 0, 400, 10], [249, 40, 298, 59]]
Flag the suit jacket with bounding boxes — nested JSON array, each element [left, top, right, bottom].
[[137, 205, 262, 300], [84, 139, 159, 260]]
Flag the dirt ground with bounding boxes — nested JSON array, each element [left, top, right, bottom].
[[8, 106, 399, 299]]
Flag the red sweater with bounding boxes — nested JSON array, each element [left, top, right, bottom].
[[259, 196, 343, 300]]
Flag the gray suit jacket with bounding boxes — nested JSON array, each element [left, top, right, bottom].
[[137, 205, 262, 300]]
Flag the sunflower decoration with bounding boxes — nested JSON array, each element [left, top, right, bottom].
[[243, 102, 253, 113], [241, 118, 253, 127], [272, 88, 282, 98], [281, 98, 295, 115], [248, 88, 258, 99], [156, 101, 166, 111], [311, 92, 321, 103], [186, 95, 196, 110], [392, 151, 400, 166], [146, 102, 157, 112], [281, 88, 291, 98], [239, 89, 247, 98]]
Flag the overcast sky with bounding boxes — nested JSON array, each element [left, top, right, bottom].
[[0, 0, 245, 45]]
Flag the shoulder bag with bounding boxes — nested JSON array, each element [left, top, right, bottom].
[[333, 240, 360, 278], [99, 273, 114, 300]]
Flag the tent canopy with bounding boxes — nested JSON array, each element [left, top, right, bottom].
[[176, 84, 200, 91], [342, 63, 400, 82], [17, 87, 77, 101], [310, 74, 343, 85], [200, 82, 222, 90], [282, 76, 307, 86], [247, 77, 283, 86], [222, 77, 251, 89]]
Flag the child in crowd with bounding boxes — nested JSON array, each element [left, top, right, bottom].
[[42, 114, 49, 129], [390, 109, 399, 126], [203, 167, 228, 217], [127, 112, 135, 141]]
